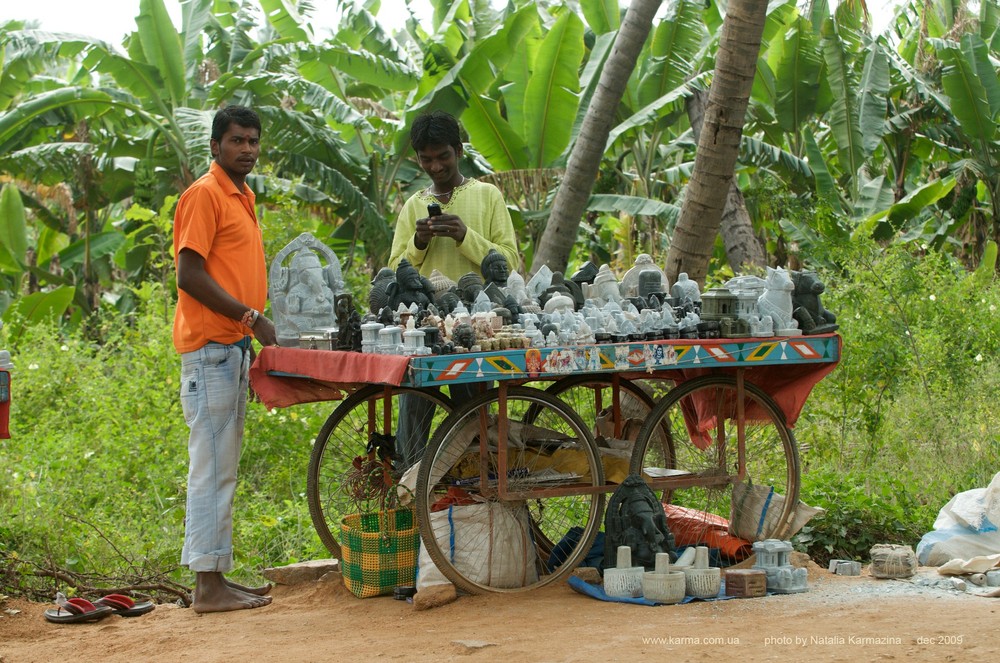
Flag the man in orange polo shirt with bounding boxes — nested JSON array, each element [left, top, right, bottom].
[[173, 105, 278, 613]]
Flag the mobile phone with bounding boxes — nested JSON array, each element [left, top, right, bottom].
[[427, 203, 442, 217]]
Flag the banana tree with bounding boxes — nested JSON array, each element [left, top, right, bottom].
[[0, 0, 411, 317]]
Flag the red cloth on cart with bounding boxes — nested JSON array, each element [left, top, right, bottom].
[[250, 347, 410, 408], [676, 359, 840, 448]]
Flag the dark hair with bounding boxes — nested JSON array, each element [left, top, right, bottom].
[[212, 105, 261, 142], [410, 110, 462, 152]]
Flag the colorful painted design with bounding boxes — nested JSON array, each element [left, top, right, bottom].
[[405, 335, 840, 387], [485, 355, 520, 375], [745, 342, 778, 361]]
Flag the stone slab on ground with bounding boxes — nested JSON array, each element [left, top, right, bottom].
[[264, 559, 340, 585]]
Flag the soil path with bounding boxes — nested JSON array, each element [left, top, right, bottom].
[[2, 563, 998, 662]]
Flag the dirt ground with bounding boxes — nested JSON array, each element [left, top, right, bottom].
[[2, 560, 998, 663]]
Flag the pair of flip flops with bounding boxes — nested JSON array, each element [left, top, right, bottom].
[[43, 593, 155, 624]]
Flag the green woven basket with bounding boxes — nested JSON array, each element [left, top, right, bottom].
[[340, 508, 419, 598]]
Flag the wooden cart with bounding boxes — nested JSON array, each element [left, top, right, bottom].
[[251, 333, 840, 594]]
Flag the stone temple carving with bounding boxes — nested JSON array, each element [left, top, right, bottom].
[[269, 232, 345, 346]]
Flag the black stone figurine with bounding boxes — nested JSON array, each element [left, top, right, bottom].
[[603, 474, 675, 571]]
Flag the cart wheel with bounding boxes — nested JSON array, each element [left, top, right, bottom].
[[536, 375, 675, 480], [415, 386, 605, 594], [307, 385, 452, 558], [629, 375, 800, 552]]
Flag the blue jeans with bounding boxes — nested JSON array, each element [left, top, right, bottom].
[[179, 340, 250, 573]]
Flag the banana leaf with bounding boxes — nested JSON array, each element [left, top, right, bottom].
[[259, 0, 311, 42], [821, 18, 862, 185], [136, 0, 186, 106], [0, 143, 97, 186], [637, 0, 705, 108], [857, 43, 889, 158], [523, 11, 584, 168], [586, 194, 680, 222], [0, 184, 28, 274], [775, 18, 822, 134], [58, 232, 127, 269], [0, 286, 75, 344], [579, 0, 620, 34]]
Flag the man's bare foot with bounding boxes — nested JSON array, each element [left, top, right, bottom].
[[192, 572, 272, 614], [225, 578, 272, 596]]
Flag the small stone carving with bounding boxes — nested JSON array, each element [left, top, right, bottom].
[[335, 294, 362, 351], [368, 267, 395, 314], [428, 269, 456, 296], [620, 254, 668, 298], [757, 267, 799, 336], [670, 272, 701, 307], [525, 264, 553, 300], [591, 264, 623, 306], [752, 539, 808, 594], [791, 270, 838, 334], [637, 270, 665, 305], [386, 259, 433, 311], [434, 290, 461, 315], [269, 232, 344, 346], [452, 322, 475, 351], [480, 249, 511, 289], [570, 260, 599, 286], [456, 272, 485, 308]]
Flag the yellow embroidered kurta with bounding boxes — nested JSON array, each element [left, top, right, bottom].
[[389, 178, 520, 282]]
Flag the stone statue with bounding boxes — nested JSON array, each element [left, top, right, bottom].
[[386, 259, 433, 311], [452, 322, 475, 350], [335, 293, 362, 351], [757, 266, 798, 335], [637, 270, 666, 309], [269, 233, 344, 346], [456, 272, 485, 308], [480, 249, 511, 289], [620, 254, 668, 298], [591, 264, 623, 306], [368, 267, 395, 315], [428, 269, 457, 296], [570, 261, 599, 286], [604, 475, 674, 571], [434, 289, 461, 315], [507, 271, 528, 303], [525, 264, 553, 300], [539, 271, 574, 309], [670, 272, 701, 307], [791, 270, 839, 334]]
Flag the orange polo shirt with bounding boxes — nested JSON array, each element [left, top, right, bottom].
[[172, 161, 267, 353]]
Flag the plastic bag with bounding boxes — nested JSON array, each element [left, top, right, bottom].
[[916, 471, 1000, 566]]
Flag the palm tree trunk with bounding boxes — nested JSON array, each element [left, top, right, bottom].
[[686, 88, 766, 273], [665, 0, 770, 286], [530, 0, 663, 276]]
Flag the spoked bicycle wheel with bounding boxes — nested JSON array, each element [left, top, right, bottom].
[[307, 385, 452, 558], [629, 375, 800, 558], [415, 386, 605, 594]]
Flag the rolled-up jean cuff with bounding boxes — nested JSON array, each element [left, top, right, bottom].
[[185, 551, 235, 573]]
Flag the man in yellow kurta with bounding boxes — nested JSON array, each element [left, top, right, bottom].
[[389, 111, 520, 468], [388, 111, 519, 282]]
